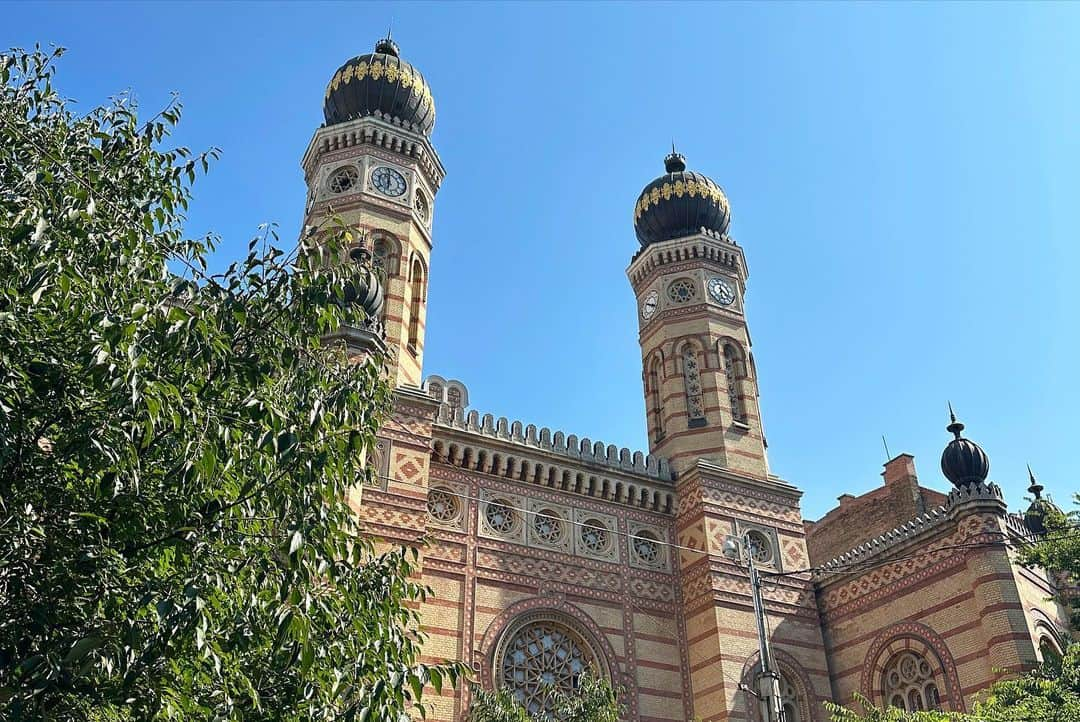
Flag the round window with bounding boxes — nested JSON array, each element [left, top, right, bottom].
[[667, 278, 698, 304], [533, 509, 564, 545], [327, 165, 359, 194], [745, 529, 773, 565], [427, 487, 460, 523], [580, 519, 611, 554], [631, 531, 661, 564], [485, 499, 519, 534], [498, 618, 598, 719]]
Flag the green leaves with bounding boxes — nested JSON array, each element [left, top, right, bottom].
[[0, 46, 459, 721]]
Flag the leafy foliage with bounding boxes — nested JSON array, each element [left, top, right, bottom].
[[0, 47, 464, 720], [467, 673, 621, 722], [824, 694, 958, 722]]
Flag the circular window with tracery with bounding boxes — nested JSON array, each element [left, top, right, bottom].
[[745, 530, 774, 565], [327, 165, 359, 194], [485, 499, 519, 535], [667, 278, 698, 304], [498, 618, 599, 719], [427, 487, 460, 524], [631, 531, 661, 564], [882, 651, 941, 712], [580, 519, 611, 554], [533, 509, 565, 545]]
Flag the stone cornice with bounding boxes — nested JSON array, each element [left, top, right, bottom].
[[301, 115, 446, 191], [626, 232, 748, 289]]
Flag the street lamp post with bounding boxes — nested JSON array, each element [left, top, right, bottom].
[[724, 534, 784, 722]]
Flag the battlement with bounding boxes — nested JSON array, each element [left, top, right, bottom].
[[423, 375, 672, 483], [815, 481, 1006, 578]]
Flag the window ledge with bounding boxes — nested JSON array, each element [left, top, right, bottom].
[[731, 421, 751, 433]]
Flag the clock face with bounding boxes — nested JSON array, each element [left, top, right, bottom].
[[641, 290, 659, 320], [707, 277, 736, 306], [371, 166, 407, 197]]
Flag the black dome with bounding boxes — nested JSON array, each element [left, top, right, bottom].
[[940, 413, 990, 488], [1023, 467, 1059, 536], [343, 247, 385, 323], [633, 152, 731, 246], [323, 36, 435, 135]]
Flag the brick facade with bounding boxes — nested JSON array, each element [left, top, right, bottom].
[[302, 45, 1071, 720]]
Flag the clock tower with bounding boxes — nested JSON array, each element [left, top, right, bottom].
[[627, 151, 768, 479], [301, 35, 444, 388]]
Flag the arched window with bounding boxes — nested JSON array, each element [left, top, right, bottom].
[[882, 651, 941, 712], [722, 342, 748, 424], [1040, 635, 1063, 666], [779, 675, 801, 722], [407, 257, 425, 352], [371, 235, 400, 278], [648, 356, 664, 441], [681, 345, 706, 428], [495, 614, 604, 719]]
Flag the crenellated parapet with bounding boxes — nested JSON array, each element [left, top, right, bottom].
[[815, 481, 1006, 579], [422, 376, 675, 513]]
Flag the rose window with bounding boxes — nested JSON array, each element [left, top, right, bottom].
[[580, 519, 610, 553], [485, 499, 519, 534], [499, 620, 597, 718], [632, 532, 660, 564], [667, 278, 697, 304], [327, 165, 359, 194], [745, 530, 773, 565], [882, 651, 941, 712], [533, 510, 564, 545], [427, 488, 459, 523]]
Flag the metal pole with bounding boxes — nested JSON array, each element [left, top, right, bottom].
[[748, 549, 783, 722]]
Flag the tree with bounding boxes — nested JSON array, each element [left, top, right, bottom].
[[0, 47, 463, 720], [467, 673, 621, 722]]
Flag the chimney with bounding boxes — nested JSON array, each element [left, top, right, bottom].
[[882, 453, 923, 513]]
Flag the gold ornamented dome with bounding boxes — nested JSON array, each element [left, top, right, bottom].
[[633, 151, 731, 246], [323, 35, 435, 135]]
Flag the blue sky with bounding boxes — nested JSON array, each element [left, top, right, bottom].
[[9, 2, 1078, 520]]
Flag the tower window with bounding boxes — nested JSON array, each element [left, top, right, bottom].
[[648, 357, 664, 441], [723, 343, 748, 424], [682, 345, 706, 428], [372, 236, 400, 278], [407, 257, 425, 352]]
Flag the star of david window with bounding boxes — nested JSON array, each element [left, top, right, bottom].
[[427, 487, 460, 524], [745, 530, 774, 565], [533, 509, 565, 545], [327, 165, 359, 194], [882, 651, 941, 712], [667, 278, 697, 304], [498, 619, 598, 719], [485, 499, 519, 535], [631, 531, 660, 564], [579, 519, 611, 554]]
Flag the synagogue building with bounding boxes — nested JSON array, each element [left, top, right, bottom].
[[305, 36, 1072, 722]]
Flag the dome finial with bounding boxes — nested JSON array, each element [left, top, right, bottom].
[[1027, 464, 1044, 498], [664, 145, 686, 173], [374, 31, 400, 57], [946, 401, 965, 439]]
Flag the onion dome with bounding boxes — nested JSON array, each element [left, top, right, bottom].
[[343, 247, 384, 324], [1023, 466, 1059, 536], [323, 35, 435, 135], [940, 407, 990, 488], [633, 150, 731, 246]]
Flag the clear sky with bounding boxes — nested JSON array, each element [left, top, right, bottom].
[[8, 1, 1079, 520]]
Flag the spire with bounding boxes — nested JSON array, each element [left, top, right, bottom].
[[1027, 464, 1044, 498], [946, 401, 965, 439]]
